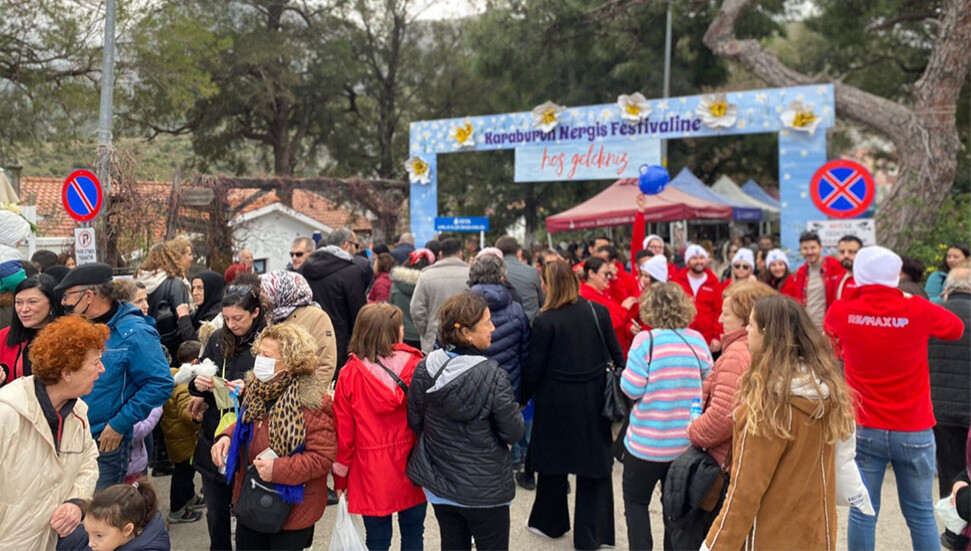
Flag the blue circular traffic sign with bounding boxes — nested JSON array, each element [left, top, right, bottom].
[[809, 159, 874, 219], [62, 169, 103, 223]]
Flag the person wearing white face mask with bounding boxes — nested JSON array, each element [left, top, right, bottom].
[[211, 324, 337, 551]]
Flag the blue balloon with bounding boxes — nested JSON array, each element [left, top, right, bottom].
[[638, 165, 669, 195]]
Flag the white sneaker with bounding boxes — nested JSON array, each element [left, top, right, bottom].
[[528, 526, 556, 539]]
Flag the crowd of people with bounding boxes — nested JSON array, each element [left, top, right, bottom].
[[0, 201, 969, 551]]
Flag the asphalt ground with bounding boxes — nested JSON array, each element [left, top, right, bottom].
[[156, 465, 937, 550]]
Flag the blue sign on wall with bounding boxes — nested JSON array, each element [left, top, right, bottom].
[[434, 216, 490, 232], [514, 137, 660, 182]]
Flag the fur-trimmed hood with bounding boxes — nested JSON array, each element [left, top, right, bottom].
[[390, 265, 421, 286], [243, 370, 327, 411]]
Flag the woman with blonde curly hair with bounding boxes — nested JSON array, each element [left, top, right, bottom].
[[703, 295, 855, 550], [211, 324, 337, 551], [0, 315, 105, 550], [135, 238, 195, 360], [620, 282, 713, 551]]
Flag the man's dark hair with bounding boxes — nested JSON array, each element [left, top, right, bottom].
[[372, 243, 390, 255], [495, 236, 520, 257], [176, 340, 202, 365], [31, 250, 59, 271], [900, 255, 926, 284], [596, 244, 618, 261], [441, 238, 462, 257], [425, 239, 442, 258], [837, 235, 863, 248], [634, 249, 653, 265], [799, 231, 821, 245]]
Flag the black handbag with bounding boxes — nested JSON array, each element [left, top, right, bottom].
[[588, 301, 628, 423], [235, 442, 293, 533]]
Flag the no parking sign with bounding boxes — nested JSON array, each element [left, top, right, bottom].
[[62, 169, 103, 223], [809, 159, 875, 219], [75, 227, 97, 265]]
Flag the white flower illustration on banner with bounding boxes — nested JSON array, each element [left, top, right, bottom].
[[780, 100, 820, 134], [532, 101, 566, 132], [695, 93, 737, 129], [617, 93, 652, 122], [405, 156, 431, 185], [450, 118, 476, 149]]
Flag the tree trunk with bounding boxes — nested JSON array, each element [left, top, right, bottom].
[[704, 0, 971, 252]]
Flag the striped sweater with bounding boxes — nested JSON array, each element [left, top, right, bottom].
[[621, 328, 713, 462]]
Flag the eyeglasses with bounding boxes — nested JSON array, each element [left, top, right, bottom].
[[289, 251, 306, 258], [733, 264, 752, 270], [61, 288, 89, 298], [225, 284, 258, 299]]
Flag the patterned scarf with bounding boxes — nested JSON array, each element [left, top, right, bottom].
[[260, 270, 320, 323], [241, 372, 305, 457]]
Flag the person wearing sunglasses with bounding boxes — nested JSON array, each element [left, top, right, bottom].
[[0, 315, 106, 551], [722, 248, 758, 293], [580, 257, 638, 357], [288, 237, 315, 272]]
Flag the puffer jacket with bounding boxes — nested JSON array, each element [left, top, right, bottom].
[[389, 266, 421, 344], [929, 292, 971, 427], [117, 511, 170, 551], [468, 283, 530, 400], [0, 377, 100, 551], [406, 348, 524, 507], [160, 368, 200, 463], [687, 328, 749, 469], [300, 247, 367, 371]]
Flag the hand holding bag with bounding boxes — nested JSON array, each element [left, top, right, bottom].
[[588, 301, 628, 423], [329, 495, 367, 551]]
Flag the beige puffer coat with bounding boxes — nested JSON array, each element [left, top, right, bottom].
[[0, 376, 100, 551]]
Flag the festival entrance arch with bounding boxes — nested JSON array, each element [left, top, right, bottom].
[[407, 84, 835, 257]]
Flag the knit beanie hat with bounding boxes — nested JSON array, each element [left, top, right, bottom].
[[731, 248, 755, 268], [643, 234, 664, 250], [683, 244, 709, 264], [853, 246, 901, 288], [0, 244, 25, 293], [640, 255, 669, 283], [766, 248, 789, 269]]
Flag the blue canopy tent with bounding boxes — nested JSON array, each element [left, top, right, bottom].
[[741, 179, 781, 209], [669, 167, 762, 222]]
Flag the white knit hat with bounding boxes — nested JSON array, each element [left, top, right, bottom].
[[853, 246, 901, 288], [640, 255, 669, 283], [731, 248, 755, 268], [683, 244, 709, 264], [0, 210, 30, 247], [643, 234, 664, 250], [766, 248, 789, 269]]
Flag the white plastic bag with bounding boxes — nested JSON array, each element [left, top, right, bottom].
[[835, 430, 875, 515], [329, 495, 367, 551], [935, 496, 969, 534]]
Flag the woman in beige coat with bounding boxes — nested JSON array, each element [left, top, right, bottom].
[[0, 316, 103, 551]]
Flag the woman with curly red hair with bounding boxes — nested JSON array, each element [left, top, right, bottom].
[[0, 315, 106, 551]]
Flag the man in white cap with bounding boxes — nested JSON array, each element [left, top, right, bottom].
[[674, 244, 723, 351], [824, 246, 965, 551]]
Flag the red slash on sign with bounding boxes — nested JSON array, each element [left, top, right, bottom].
[[809, 159, 874, 219]]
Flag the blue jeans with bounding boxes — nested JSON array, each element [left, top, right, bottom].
[[95, 438, 132, 490], [511, 418, 533, 465], [847, 427, 939, 551], [361, 502, 427, 551]]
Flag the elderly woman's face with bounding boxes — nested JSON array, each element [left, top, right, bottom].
[[69, 349, 105, 397], [15, 287, 51, 329], [258, 338, 285, 375]]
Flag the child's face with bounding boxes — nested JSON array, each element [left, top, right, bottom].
[[86, 517, 134, 551]]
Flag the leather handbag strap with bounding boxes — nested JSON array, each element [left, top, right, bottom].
[[587, 301, 615, 369], [670, 329, 705, 379], [375, 358, 408, 395]]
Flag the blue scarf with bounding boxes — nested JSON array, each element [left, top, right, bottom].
[[224, 405, 305, 505]]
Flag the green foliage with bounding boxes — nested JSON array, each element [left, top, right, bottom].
[[905, 193, 971, 277]]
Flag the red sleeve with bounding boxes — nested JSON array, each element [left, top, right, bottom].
[[332, 370, 355, 488], [924, 300, 965, 341], [823, 301, 846, 356], [631, 211, 645, 267]]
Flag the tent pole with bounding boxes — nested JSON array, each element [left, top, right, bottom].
[[548, 232, 553, 250]]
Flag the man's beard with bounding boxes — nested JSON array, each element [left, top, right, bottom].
[[690, 264, 706, 274], [841, 259, 853, 271]]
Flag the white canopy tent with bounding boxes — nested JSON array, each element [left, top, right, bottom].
[[711, 175, 779, 236]]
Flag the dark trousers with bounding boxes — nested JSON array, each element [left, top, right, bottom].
[[170, 460, 196, 512], [201, 475, 234, 551], [236, 522, 314, 551], [623, 456, 672, 551], [934, 424, 969, 497], [528, 473, 615, 551], [432, 503, 509, 551], [362, 502, 427, 551]]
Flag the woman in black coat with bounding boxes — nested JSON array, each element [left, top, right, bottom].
[[188, 284, 266, 551], [522, 259, 623, 551], [406, 292, 524, 551]]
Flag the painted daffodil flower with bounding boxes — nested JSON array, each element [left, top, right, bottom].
[[405, 156, 431, 185], [532, 101, 566, 133], [695, 93, 737, 129], [617, 93, 652, 122], [451, 118, 475, 148], [780, 100, 820, 134]]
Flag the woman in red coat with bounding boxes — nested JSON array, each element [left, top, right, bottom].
[[0, 274, 61, 387], [333, 303, 426, 551], [579, 257, 637, 356], [759, 249, 800, 299]]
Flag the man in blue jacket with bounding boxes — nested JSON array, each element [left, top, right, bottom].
[[56, 263, 174, 489]]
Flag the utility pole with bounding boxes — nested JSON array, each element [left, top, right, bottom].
[[95, 0, 116, 262]]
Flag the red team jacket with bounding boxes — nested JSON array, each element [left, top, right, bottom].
[[793, 256, 846, 310], [673, 268, 723, 347]]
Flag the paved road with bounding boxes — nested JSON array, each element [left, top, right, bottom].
[[158, 466, 936, 550]]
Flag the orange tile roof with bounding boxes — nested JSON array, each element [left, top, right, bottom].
[[21, 177, 371, 238]]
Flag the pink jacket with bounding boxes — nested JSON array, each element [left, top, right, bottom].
[[686, 328, 749, 469]]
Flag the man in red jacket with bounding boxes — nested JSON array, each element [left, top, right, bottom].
[[825, 246, 965, 551], [834, 234, 862, 301], [793, 231, 845, 328], [674, 244, 723, 351]]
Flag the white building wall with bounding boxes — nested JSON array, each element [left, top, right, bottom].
[[233, 211, 325, 273]]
